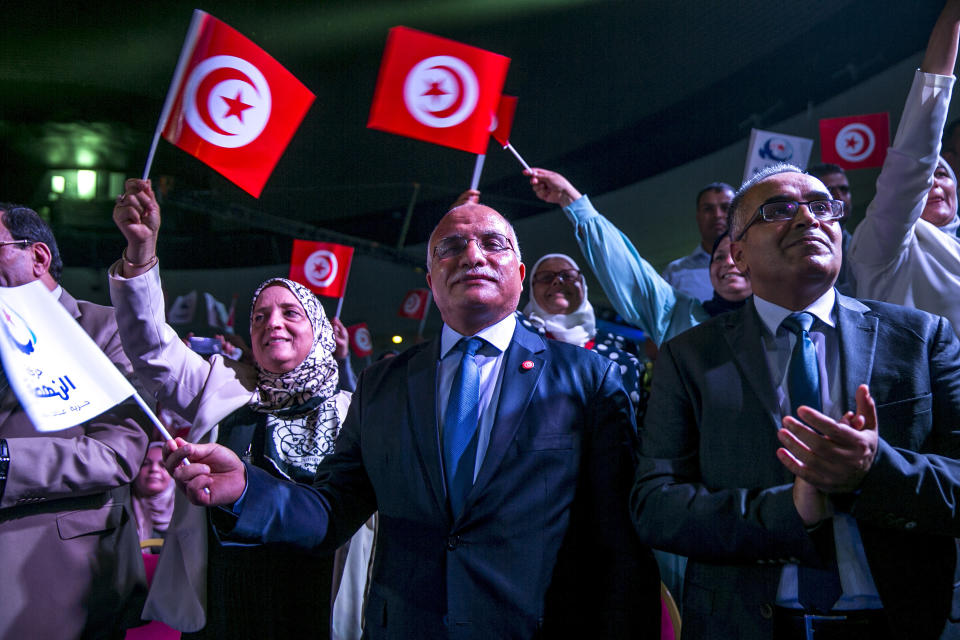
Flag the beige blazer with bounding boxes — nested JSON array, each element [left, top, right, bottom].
[[0, 288, 149, 640]]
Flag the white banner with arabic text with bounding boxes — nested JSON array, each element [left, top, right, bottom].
[[0, 281, 134, 431]]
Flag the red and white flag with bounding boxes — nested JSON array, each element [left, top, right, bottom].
[[819, 112, 889, 170], [347, 323, 374, 358], [158, 10, 315, 197], [289, 240, 355, 298], [368, 26, 510, 154], [397, 288, 430, 320], [490, 95, 517, 146]]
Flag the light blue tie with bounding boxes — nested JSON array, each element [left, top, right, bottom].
[[442, 337, 483, 517], [781, 312, 842, 612]]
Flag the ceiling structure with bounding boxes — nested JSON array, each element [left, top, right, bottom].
[[1, 1, 941, 269], [0, 1, 947, 347]]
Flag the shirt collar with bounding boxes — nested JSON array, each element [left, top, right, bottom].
[[753, 287, 837, 337], [440, 312, 516, 359]]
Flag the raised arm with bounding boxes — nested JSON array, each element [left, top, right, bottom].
[[525, 168, 708, 346], [922, 0, 960, 76], [850, 1, 959, 279]]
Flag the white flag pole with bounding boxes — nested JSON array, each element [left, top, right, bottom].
[[132, 392, 175, 442], [469, 154, 486, 190], [503, 142, 531, 171], [142, 10, 207, 180]]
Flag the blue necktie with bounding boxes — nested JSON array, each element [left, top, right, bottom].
[[781, 312, 843, 612], [442, 337, 483, 517]]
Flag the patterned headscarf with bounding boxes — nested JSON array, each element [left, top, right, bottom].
[[248, 278, 341, 481], [249, 278, 339, 414]]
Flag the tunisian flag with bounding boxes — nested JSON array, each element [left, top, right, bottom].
[[819, 112, 889, 170], [289, 240, 355, 298], [347, 323, 374, 358], [368, 26, 510, 154], [159, 10, 315, 197], [397, 288, 430, 320], [490, 95, 517, 146]]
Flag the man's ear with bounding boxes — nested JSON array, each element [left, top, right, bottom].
[[30, 242, 52, 279]]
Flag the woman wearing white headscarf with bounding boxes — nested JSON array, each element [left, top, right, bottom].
[[849, 3, 960, 331], [108, 179, 366, 639], [522, 253, 645, 410]]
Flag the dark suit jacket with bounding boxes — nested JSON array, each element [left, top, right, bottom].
[[631, 293, 960, 640], [0, 289, 148, 640], [234, 320, 660, 639]]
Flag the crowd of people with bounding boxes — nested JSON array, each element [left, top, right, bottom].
[[2, 1, 960, 639]]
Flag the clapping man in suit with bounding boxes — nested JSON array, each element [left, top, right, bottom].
[[166, 202, 661, 639], [632, 161, 960, 639]]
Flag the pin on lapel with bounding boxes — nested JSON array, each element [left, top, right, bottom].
[[521, 360, 534, 370]]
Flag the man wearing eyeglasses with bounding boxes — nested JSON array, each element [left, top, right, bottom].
[[0, 204, 149, 639], [631, 161, 960, 639], [166, 202, 661, 638]]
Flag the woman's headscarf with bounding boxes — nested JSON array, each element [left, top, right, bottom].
[[248, 278, 341, 482], [522, 253, 596, 347], [132, 441, 175, 542]]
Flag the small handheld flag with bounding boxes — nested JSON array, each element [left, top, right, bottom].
[[289, 240, 355, 300], [147, 10, 315, 197], [819, 113, 890, 170], [368, 26, 510, 154]]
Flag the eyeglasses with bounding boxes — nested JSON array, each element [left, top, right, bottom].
[[0, 240, 31, 250], [736, 199, 844, 240], [532, 269, 581, 285], [433, 233, 514, 261]]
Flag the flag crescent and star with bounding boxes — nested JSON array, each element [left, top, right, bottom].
[[403, 291, 423, 315], [834, 123, 876, 163], [304, 251, 339, 289]]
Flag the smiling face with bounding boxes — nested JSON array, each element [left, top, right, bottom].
[[249, 284, 315, 374], [709, 236, 751, 302], [731, 172, 841, 309], [921, 160, 958, 227], [134, 446, 171, 498], [426, 204, 525, 335], [531, 256, 584, 315]]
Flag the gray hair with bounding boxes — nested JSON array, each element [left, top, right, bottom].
[[728, 163, 805, 240]]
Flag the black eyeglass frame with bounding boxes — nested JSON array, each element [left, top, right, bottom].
[[735, 199, 845, 241]]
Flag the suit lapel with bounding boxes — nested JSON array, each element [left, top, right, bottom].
[[406, 340, 448, 516], [836, 295, 878, 411], [725, 302, 780, 421], [467, 324, 545, 510]]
